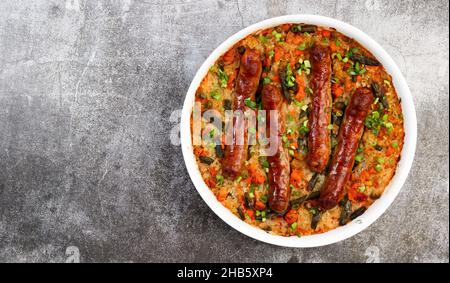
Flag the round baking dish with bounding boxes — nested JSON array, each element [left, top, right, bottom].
[[180, 15, 416, 247]]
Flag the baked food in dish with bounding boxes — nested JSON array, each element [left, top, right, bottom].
[[191, 23, 404, 236]]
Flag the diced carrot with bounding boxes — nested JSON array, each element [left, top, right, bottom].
[[252, 172, 266, 184], [217, 188, 229, 202], [332, 83, 344, 98], [194, 147, 207, 157], [330, 41, 338, 52], [274, 47, 283, 62], [264, 57, 271, 67], [284, 209, 298, 224], [290, 169, 302, 186], [209, 166, 217, 177], [243, 177, 252, 185], [321, 30, 331, 37], [263, 28, 273, 36], [290, 142, 298, 150], [206, 177, 216, 188], [246, 209, 255, 220], [359, 170, 370, 182], [386, 146, 395, 156], [280, 24, 291, 32], [255, 200, 266, 211], [294, 74, 305, 100], [297, 226, 308, 235], [356, 75, 362, 82], [348, 184, 368, 203], [286, 32, 302, 45], [272, 75, 280, 83], [344, 77, 353, 92], [294, 49, 304, 57], [223, 48, 237, 65]]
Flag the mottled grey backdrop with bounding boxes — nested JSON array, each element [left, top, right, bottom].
[[0, 0, 448, 263]]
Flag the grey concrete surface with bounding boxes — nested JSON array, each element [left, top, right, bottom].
[[0, 0, 448, 263]]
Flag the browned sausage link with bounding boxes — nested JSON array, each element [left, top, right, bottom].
[[262, 84, 291, 214], [318, 87, 374, 210], [307, 45, 332, 173], [222, 49, 262, 177]]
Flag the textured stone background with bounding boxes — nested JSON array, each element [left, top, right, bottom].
[[0, 0, 448, 263]]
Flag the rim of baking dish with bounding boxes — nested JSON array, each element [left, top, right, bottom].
[[180, 15, 417, 248]]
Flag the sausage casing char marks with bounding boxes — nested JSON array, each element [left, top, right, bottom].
[[261, 84, 290, 214], [307, 45, 332, 173], [222, 48, 262, 177], [318, 87, 374, 210]]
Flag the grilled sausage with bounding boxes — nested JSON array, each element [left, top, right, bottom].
[[222, 48, 262, 177], [318, 87, 374, 210], [307, 45, 332, 173], [262, 84, 291, 214]]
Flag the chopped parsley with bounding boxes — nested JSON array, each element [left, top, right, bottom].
[[217, 68, 228, 88], [297, 59, 311, 75], [244, 97, 257, 109]]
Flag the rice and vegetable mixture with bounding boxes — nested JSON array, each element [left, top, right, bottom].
[[191, 24, 404, 236]]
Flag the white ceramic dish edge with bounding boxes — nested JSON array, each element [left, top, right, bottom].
[[180, 15, 417, 248]]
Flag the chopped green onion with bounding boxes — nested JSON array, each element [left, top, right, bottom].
[[335, 38, 341, 46], [217, 69, 228, 88], [263, 77, 272, 85], [244, 97, 257, 109], [210, 90, 221, 100], [355, 155, 363, 162], [298, 42, 307, 51], [327, 124, 334, 130], [272, 30, 283, 42], [291, 222, 298, 230], [375, 164, 383, 172], [236, 176, 242, 183], [259, 35, 268, 43], [288, 149, 294, 156], [216, 175, 224, 186], [358, 186, 366, 192], [293, 99, 305, 107], [305, 86, 313, 94], [392, 141, 398, 148]]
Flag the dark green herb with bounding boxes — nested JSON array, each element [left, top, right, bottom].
[[350, 54, 380, 66], [244, 97, 257, 109], [349, 206, 367, 220], [215, 144, 224, 158], [371, 82, 389, 109], [290, 24, 317, 33], [307, 173, 319, 192], [199, 156, 214, 165], [310, 208, 321, 230], [237, 206, 245, 220], [217, 69, 228, 88], [339, 196, 352, 226], [223, 99, 232, 110]]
